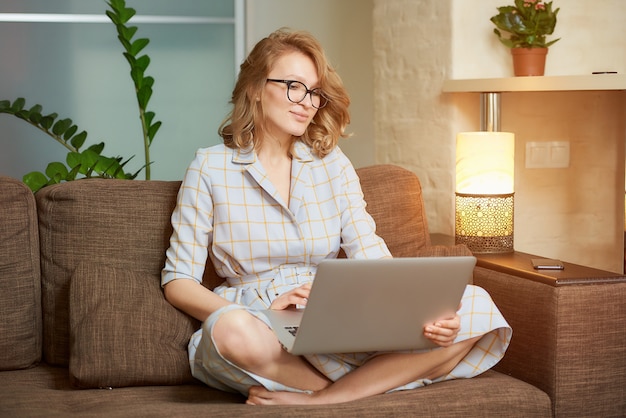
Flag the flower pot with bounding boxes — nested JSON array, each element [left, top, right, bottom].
[[511, 48, 548, 77]]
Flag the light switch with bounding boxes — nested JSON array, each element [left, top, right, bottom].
[[549, 142, 570, 167], [526, 141, 570, 168]]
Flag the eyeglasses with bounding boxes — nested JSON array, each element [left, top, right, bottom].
[[266, 79, 328, 109]]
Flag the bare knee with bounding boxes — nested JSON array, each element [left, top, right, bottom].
[[212, 309, 280, 369]]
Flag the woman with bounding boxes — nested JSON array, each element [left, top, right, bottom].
[[161, 28, 511, 405]]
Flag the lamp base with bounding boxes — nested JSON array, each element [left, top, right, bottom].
[[455, 234, 514, 254], [455, 193, 514, 254]]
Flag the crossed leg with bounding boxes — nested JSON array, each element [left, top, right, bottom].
[[213, 308, 481, 406], [247, 335, 480, 405], [212, 308, 332, 392]]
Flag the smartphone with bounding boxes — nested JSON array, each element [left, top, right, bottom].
[[531, 258, 564, 270]]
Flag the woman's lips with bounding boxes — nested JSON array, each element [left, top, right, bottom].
[[291, 111, 309, 122]]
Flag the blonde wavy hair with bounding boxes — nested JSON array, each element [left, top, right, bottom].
[[219, 28, 350, 158]]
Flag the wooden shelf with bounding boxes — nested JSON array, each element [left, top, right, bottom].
[[443, 74, 626, 93]]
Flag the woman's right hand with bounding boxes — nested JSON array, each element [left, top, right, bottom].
[[269, 283, 312, 310]]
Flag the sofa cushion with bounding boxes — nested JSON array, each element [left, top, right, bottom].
[[0, 177, 42, 370], [69, 262, 199, 388], [0, 366, 552, 417], [36, 179, 196, 366]]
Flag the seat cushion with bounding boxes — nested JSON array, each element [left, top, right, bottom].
[[0, 177, 41, 370], [0, 366, 551, 417]]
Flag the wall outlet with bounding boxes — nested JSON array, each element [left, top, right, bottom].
[[525, 141, 570, 168]]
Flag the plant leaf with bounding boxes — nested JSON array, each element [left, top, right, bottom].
[[144, 111, 155, 126], [147, 121, 161, 142], [105, 9, 119, 25], [52, 118, 72, 136], [40, 113, 58, 130], [45, 161, 69, 182], [120, 7, 136, 24], [117, 35, 132, 51], [130, 38, 149, 56], [77, 149, 100, 175], [93, 154, 116, 175], [70, 130, 88, 149], [142, 76, 154, 89], [131, 66, 144, 88], [28, 104, 42, 114], [137, 85, 152, 109], [22, 171, 49, 193], [66, 164, 81, 181], [11, 98, 26, 112], [88, 142, 105, 155], [135, 55, 150, 71], [63, 124, 78, 141], [28, 105, 43, 123], [16, 109, 30, 120], [66, 151, 82, 169], [112, 5, 136, 24], [120, 25, 138, 42]]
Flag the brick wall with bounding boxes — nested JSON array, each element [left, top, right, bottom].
[[373, 0, 456, 235]]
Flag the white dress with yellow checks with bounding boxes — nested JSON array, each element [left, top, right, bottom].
[[161, 142, 512, 395]]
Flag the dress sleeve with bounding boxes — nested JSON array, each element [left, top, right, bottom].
[[161, 151, 214, 286], [338, 158, 392, 259]]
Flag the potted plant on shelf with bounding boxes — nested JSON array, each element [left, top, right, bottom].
[[490, 0, 560, 76]]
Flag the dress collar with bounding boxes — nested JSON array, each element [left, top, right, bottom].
[[230, 139, 315, 165]]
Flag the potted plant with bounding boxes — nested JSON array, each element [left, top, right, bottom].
[[490, 0, 560, 76], [0, 0, 161, 192]]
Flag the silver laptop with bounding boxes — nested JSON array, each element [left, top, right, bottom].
[[262, 256, 475, 355]]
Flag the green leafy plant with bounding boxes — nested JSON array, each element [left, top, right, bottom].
[[107, 0, 161, 180], [0, 0, 161, 192], [491, 0, 560, 49]]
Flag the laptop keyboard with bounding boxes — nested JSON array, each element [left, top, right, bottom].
[[285, 326, 299, 337]]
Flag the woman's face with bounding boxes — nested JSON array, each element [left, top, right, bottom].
[[261, 51, 319, 143]]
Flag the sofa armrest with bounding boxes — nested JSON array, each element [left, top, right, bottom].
[[473, 253, 626, 417]]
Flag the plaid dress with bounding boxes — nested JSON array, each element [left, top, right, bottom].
[[162, 142, 512, 395]]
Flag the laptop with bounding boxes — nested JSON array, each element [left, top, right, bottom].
[[262, 256, 476, 355]]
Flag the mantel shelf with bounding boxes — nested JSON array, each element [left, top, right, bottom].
[[443, 74, 626, 93]]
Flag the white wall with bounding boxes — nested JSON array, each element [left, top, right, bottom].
[[451, 0, 626, 78], [373, 0, 626, 272]]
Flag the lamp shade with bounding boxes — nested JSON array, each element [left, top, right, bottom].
[[456, 132, 515, 195], [455, 131, 515, 253]]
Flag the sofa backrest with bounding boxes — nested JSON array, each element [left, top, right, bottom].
[[35, 164, 431, 366], [0, 176, 42, 371], [356, 164, 431, 255]]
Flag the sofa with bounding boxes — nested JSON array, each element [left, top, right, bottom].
[[0, 164, 623, 417]]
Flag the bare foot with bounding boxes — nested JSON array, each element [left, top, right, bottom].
[[246, 386, 325, 405]]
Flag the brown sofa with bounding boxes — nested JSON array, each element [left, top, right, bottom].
[[0, 164, 623, 417]]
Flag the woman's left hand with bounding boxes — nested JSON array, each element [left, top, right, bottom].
[[269, 283, 312, 311], [423, 311, 461, 347]]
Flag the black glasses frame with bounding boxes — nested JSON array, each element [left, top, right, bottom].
[[266, 79, 328, 109]]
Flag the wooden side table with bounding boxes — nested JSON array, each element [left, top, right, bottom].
[[474, 251, 625, 286], [429, 233, 625, 284], [430, 231, 626, 416]]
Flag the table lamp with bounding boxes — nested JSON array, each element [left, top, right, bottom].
[[455, 131, 515, 253]]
